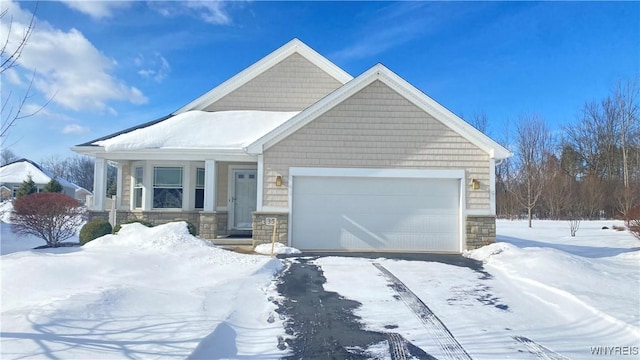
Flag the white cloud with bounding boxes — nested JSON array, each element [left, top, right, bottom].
[[2, 68, 22, 85], [136, 53, 171, 83], [330, 2, 439, 61], [1, 1, 147, 112], [58, 1, 131, 19], [149, 1, 233, 25], [186, 1, 231, 25], [62, 124, 90, 134]]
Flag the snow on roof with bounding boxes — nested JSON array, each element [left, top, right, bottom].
[[93, 110, 300, 152], [0, 159, 81, 190]]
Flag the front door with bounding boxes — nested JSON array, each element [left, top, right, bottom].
[[230, 168, 257, 229]]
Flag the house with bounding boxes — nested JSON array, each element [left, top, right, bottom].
[[73, 39, 511, 253], [0, 158, 92, 203]]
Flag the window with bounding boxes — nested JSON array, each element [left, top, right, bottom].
[[133, 166, 143, 208], [153, 167, 183, 208], [195, 168, 205, 209]]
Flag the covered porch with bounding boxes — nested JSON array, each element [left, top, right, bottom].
[[88, 155, 263, 241]]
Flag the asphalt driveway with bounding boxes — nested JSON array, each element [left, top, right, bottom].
[[274, 253, 485, 359]]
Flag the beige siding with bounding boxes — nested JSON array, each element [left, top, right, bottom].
[[263, 80, 490, 210], [204, 53, 343, 112]]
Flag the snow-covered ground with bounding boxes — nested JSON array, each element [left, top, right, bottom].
[[317, 219, 640, 359], [1, 218, 638, 359], [1, 222, 284, 359]]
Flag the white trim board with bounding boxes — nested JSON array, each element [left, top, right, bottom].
[[289, 167, 465, 179]]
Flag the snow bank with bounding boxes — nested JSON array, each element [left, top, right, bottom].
[[254, 242, 301, 255], [316, 220, 639, 359], [0, 200, 12, 223], [86, 222, 210, 252], [1, 221, 287, 359], [95, 110, 299, 152]]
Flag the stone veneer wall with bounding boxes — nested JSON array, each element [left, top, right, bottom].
[[252, 212, 288, 246], [87, 210, 229, 240], [465, 215, 496, 249]]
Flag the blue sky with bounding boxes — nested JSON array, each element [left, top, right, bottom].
[[1, 0, 638, 162]]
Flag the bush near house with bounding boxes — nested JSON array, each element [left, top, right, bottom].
[[79, 219, 113, 245], [181, 220, 197, 236], [15, 175, 37, 199], [11, 192, 86, 247], [624, 205, 640, 241], [43, 178, 63, 193], [112, 219, 154, 234]]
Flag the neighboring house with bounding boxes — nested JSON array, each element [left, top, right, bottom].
[[73, 39, 511, 253], [0, 159, 92, 203]]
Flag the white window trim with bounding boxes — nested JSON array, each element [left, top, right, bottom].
[[133, 164, 144, 209], [152, 165, 184, 210], [194, 166, 205, 210]]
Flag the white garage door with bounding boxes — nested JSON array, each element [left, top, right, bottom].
[[291, 175, 461, 252]]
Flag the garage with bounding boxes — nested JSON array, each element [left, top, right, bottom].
[[289, 168, 463, 252]]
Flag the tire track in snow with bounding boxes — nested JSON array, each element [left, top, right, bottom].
[[513, 336, 570, 360], [372, 262, 473, 360]]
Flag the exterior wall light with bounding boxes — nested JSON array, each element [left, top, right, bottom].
[[470, 178, 480, 190], [275, 175, 283, 187]]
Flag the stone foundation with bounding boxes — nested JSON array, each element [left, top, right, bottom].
[[252, 212, 289, 246], [465, 215, 496, 249], [87, 210, 229, 240]]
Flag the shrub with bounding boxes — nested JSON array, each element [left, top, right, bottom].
[[79, 219, 112, 245], [112, 219, 154, 234], [180, 220, 197, 236], [11, 192, 86, 247], [15, 175, 37, 199], [624, 205, 640, 241], [43, 178, 64, 193]]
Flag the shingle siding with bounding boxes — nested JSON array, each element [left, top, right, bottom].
[[263, 80, 490, 210], [204, 53, 343, 112]]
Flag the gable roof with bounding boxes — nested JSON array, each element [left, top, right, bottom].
[[0, 158, 88, 191], [173, 38, 353, 114], [247, 64, 512, 160]]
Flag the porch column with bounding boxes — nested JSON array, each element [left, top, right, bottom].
[[92, 158, 108, 211], [115, 162, 123, 210], [203, 160, 216, 212], [256, 154, 264, 211]]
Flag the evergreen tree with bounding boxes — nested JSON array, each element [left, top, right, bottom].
[[43, 178, 63, 193], [15, 175, 37, 198]]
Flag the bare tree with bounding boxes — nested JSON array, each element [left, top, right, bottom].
[[613, 79, 640, 215], [41, 155, 96, 191], [511, 114, 554, 227], [0, 2, 53, 147], [0, 148, 19, 165], [495, 118, 517, 218], [564, 78, 640, 218], [540, 154, 575, 219], [471, 111, 489, 135]]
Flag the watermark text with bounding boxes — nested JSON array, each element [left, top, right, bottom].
[[590, 346, 639, 356]]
